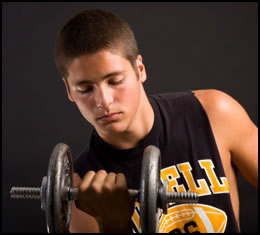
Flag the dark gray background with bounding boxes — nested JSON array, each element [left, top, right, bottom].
[[2, 2, 258, 233]]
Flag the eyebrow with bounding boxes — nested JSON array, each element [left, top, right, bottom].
[[74, 71, 125, 87]]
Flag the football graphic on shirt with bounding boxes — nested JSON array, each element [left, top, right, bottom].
[[159, 204, 227, 233]]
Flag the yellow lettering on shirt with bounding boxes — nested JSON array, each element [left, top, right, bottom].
[[160, 165, 186, 192], [177, 162, 211, 196], [199, 160, 229, 193]]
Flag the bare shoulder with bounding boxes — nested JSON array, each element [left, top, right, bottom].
[[192, 88, 256, 138], [192, 88, 257, 127], [192, 89, 256, 128], [192, 89, 240, 114], [193, 89, 258, 188]]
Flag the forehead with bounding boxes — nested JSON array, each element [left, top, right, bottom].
[[67, 50, 131, 82]]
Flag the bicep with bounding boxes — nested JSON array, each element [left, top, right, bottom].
[[70, 173, 100, 233]]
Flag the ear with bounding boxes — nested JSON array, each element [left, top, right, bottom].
[[136, 55, 147, 83], [62, 78, 74, 102]]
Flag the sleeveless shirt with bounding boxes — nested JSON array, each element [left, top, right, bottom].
[[73, 90, 239, 233]]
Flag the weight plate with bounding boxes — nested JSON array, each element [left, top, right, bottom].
[[139, 145, 161, 233], [45, 143, 73, 233]]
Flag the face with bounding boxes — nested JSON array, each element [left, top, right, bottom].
[[64, 50, 147, 138]]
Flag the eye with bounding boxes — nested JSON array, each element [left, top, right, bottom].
[[77, 86, 93, 94], [108, 77, 124, 86]]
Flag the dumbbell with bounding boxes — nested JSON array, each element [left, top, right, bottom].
[[10, 143, 199, 233]]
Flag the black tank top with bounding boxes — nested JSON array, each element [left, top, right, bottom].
[[74, 90, 239, 233]]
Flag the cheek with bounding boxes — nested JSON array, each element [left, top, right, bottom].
[[117, 82, 140, 106], [74, 96, 94, 118]]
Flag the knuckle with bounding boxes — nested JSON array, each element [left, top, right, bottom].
[[97, 169, 107, 176], [81, 170, 94, 182], [108, 172, 116, 178], [87, 170, 95, 175], [117, 172, 125, 179], [90, 181, 102, 193]]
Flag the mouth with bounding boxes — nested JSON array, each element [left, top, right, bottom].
[[96, 112, 122, 122]]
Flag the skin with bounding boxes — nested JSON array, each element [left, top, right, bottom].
[[64, 50, 154, 150], [63, 50, 258, 233]]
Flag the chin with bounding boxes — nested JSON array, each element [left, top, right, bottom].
[[98, 120, 128, 135]]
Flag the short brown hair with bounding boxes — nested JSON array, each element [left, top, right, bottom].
[[54, 9, 139, 79]]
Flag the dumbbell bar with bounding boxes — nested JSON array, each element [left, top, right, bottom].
[[10, 143, 198, 233], [10, 183, 198, 209]]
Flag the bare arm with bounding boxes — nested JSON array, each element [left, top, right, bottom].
[[194, 89, 258, 189]]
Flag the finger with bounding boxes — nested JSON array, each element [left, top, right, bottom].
[[88, 170, 108, 193], [115, 173, 128, 188], [80, 170, 96, 190], [73, 173, 82, 188], [104, 172, 116, 187], [92, 170, 107, 183], [75, 171, 96, 212]]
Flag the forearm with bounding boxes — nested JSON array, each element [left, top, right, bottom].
[[96, 216, 133, 233], [70, 202, 100, 233]]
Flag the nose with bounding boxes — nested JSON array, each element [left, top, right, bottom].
[[94, 86, 113, 110]]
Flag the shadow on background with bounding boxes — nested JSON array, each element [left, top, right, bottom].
[[2, 2, 258, 233]]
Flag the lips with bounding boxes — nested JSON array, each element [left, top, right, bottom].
[[97, 112, 122, 122]]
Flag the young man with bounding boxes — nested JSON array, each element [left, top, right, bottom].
[[54, 9, 258, 233]]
